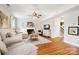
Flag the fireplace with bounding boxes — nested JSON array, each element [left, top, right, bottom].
[[27, 29, 34, 35]]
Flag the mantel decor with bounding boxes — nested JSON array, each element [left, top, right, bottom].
[[68, 26, 79, 35]]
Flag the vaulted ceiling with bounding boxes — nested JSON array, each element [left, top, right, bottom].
[[0, 4, 78, 21]]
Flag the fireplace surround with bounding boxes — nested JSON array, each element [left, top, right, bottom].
[[27, 29, 34, 35]]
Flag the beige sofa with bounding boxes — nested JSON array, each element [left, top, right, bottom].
[[0, 35, 7, 55], [0, 29, 37, 55]]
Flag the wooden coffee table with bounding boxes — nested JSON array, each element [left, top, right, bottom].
[[30, 33, 38, 41]]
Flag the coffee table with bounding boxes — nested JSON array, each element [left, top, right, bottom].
[[30, 33, 38, 41]]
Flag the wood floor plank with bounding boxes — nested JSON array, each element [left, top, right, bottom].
[[37, 37, 79, 55]]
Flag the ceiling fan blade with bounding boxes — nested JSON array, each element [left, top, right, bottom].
[[6, 4, 10, 6]]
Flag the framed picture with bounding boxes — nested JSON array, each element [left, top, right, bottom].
[[68, 26, 79, 35], [27, 22, 34, 27], [0, 11, 8, 29]]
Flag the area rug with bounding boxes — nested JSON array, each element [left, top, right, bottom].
[[26, 36, 52, 45]]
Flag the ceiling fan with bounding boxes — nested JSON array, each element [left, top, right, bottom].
[[32, 11, 42, 18], [6, 4, 10, 7]]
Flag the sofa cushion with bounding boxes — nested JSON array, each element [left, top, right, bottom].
[[3, 34, 23, 46], [0, 32, 6, 41], [6, 33, 12, 38], [0, 40, 7, 53], [0, 29, 16, 41], [0, 35, 2, 41], [22, 34, 28, 39]]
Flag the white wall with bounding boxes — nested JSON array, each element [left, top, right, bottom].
[[40, 18, 54, 37], [13, 16, 30, 30], [40, 5, 79, 47], [38, 15, 62, 38], [38, 5, 79, 47], [64, 6, 79, 47], [52, 17, 61, 38]]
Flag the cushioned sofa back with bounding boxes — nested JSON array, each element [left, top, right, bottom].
[[0, 29, 16, 41]]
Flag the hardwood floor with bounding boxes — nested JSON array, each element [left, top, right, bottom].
[[37, 37, 79, 55]]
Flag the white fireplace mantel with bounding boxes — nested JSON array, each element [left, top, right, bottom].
[[26, 27, 35, 30]]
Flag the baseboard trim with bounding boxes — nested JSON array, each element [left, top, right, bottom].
[[64, 40, 79, 47], [51, 36, 63, 38]]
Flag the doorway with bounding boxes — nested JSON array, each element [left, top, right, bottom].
[[60, 19, 64, 36]]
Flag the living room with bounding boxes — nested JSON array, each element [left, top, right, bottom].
[[0, 4, 79, 55]]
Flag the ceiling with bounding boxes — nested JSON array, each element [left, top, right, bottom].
[[0, 4, 78, 21]]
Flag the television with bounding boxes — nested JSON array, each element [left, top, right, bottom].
[[44, 24, 50, 30]]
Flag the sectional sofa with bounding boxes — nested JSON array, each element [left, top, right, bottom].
[[0, 29, 37, 55]]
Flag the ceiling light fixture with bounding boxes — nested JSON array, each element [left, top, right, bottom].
[[6, 4, 10, 7], [32, 9, 42, 18]]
